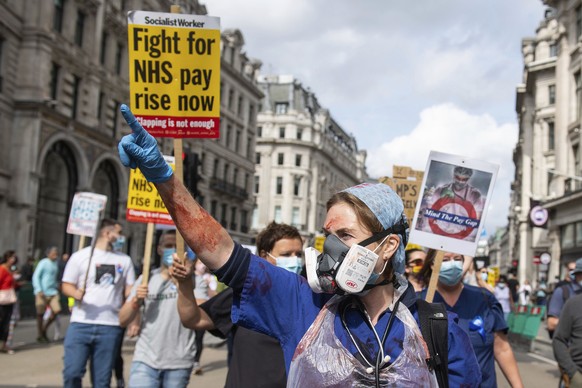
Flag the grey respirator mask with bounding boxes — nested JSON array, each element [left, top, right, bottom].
[[306, 218, 408, 295]]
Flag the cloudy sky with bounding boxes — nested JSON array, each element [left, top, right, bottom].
[[203, 0, 546, 236]]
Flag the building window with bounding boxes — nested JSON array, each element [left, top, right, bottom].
[[221, 203, 228, 227], [292, 207, 300, 227], [549, 84, 556, 105], [75, 11, 85, 47], [235, 129, 241, 153], [294, 177, 301, 196], [230, 206, 237, 230], [295, 154, 302, 167], [279, 127, 285, 138], [115, 43, 123, 75], [574, 144, 580, 173], [577, 221, 582, 247], [233, 168, 239, 187], [241, 209, 249, 233], [0, 38, 4, 92], [248, 104, 254, 125], [276, 177, 283, 194], [274, 206, 282, 223], [255, 152, 261, 164], [275, 102, 288, 114], [245, 173, 250, 192], [213, 159, 219, 177], [277, 153, 284, 165], [226, 124, 232, 149], [112, 100, 119, 137], [100, 32, 108, 65], [237, 96, 243, 116], [53, 0, 65, 33], [210, 200, 217, 218], [297, 128, 303, 140], [251, 206, 259, 229], [72, 75, 81, 119], [550, 43, 558, 57], [50, 63, 60, 100], [254, 175, 260, 193], [577, 5, 582, 40], [223, 163, 229, 181], [577, 72, 582, 119], [548, 122, 555, 151], [246, 136, 252, 158], [220, 82, 224, 105], [228, 89, 234, 110], [562, 224, 575, 249]]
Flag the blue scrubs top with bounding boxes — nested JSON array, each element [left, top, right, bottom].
[[218, 244, 481, 387], [422, 285, 507, 388]]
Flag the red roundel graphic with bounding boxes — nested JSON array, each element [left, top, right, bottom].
[[427, 197, 477, 239]]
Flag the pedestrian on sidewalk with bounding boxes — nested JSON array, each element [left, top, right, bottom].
[[32, 246, 61, 343], [61, 219, 135, 388], [0, 250, 18, 354], [552, 293, 582, 387], [119, 229, 197, 388], [547, 259, 582, 339]]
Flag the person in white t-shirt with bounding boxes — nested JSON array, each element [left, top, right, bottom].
[[61, 219, 136, 388]]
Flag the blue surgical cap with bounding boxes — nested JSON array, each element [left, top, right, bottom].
[[342, 183, 408, 274]]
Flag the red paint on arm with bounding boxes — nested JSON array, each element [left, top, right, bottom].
[[155, 176, 234, 270]]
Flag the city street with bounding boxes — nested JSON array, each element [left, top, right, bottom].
[[0, 315, 563, 387]]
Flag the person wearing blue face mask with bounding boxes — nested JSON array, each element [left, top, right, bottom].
[[119, 229, 198, 388], [419, 250, 523, 388], [172, 221, 303, 388]]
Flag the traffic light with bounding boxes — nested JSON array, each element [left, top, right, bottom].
[[183, 152, 201, 198]]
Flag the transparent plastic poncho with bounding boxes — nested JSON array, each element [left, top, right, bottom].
[[287, 286, 438, 387]]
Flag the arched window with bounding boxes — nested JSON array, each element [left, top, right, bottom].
[[92, 160, 119, 219]]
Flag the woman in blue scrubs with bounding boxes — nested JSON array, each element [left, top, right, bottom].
[[419, 250, 523, 388], [118, 107, 481, 387]]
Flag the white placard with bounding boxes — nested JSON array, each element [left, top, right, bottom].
[[66, 192, 108, 237], [409, 151, 499, 257]]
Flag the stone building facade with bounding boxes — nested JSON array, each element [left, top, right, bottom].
[[0, 0, 262, 263], [253, 75, 367, 241], [511, 3, 582, 285]]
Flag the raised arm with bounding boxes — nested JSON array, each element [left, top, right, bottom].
[[118, 105, 233, 270]]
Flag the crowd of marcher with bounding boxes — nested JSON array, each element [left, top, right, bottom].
[[2, 104, 582, 388]]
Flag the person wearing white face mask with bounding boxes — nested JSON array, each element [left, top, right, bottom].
[[119, 229, 198, 387], [494, 275, 513, 322], [172, 222, 303, 388], [419, 251, 523, 388]]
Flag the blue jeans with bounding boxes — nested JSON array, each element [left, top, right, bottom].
[[129, 361, 192, 388], [63, 322, 124, 388]]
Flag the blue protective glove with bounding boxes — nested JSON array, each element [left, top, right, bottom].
[[118, 104, 173, 183]]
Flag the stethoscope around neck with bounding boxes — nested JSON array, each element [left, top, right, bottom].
[[340, 292, 405, 388]]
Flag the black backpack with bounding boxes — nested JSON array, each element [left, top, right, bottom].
[[416, 299, 449, 388]]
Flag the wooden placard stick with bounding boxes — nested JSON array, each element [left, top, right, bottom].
[[78, 235, 86, 251], [141, 222, 155, 285], [171, 3, 185, 263], [425, 250, 445, 303]]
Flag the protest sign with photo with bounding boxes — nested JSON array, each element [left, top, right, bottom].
[[409, 151, 499, 257]]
